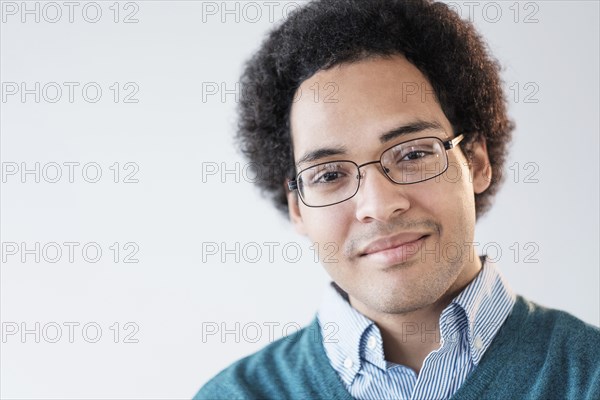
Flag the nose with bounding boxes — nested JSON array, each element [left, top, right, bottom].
[[354, 164, 411, 223]]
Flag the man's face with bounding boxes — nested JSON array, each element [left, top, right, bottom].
[[287, 55, 492, 316]]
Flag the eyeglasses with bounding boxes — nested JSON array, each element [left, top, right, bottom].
[[288, 134, 464, 207]]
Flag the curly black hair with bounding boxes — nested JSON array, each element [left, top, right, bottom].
[[237, 0, 514, 219]]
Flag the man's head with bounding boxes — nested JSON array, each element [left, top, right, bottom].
[[237, 0, 514, 314], [287, 54, 492, 314], [238, 0, 513, 219]]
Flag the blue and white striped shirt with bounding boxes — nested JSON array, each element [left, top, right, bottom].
[[317, 257, 516, 400]]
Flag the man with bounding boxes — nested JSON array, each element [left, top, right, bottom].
[[195, 0, 600, 399]]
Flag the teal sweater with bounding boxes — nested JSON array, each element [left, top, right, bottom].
[[194, 296, 600, 399]]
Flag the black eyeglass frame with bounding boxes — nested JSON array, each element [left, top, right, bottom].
[[287, 134, 465, 208]]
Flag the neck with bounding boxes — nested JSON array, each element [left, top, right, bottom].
[[349, 256, 483, 375]]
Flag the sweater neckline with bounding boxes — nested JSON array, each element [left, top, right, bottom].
[[304, 295, 527, 399]]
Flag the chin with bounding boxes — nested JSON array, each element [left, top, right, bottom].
[[348, 286, 421, 315], [367, 296, 431, 315]]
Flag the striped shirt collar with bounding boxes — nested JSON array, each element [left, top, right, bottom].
[[317, 257, 516, 386]]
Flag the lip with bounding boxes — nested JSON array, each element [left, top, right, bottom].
[[360, 233, 429, 265]]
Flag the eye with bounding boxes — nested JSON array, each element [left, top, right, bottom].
[[395, 145, 436, 163], [314, 171, 342, 183], [312, 167, 351, 184], [303, 162, 353, 186], [401, 150, 428, 161]]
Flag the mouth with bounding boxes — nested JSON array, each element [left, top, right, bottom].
[[360, 234, 429, 265]]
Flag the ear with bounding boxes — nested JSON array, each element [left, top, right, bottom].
[[468, 137, 493, 194], [286, 182, 307, 236]]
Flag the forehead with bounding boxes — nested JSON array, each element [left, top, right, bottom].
[[289, 55, 452, 160]]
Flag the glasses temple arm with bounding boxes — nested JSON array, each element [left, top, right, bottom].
[[444, 133, 465, 149]]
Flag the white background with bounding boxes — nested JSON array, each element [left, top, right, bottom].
[[1, 1, 598, 398]]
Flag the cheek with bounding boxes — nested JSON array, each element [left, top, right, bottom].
[[412, 168, 476, 225], [436, 168, 477, 237], [300, 205, 353, 259]]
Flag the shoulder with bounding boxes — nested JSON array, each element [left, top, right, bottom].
[[504, 296, 600, 398], [514, 295, 600, 346], [457, 295, 600, 399], [193, 318, 326, 400]]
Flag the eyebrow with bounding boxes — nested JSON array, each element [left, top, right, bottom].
[[295, 120, 445, 168]]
